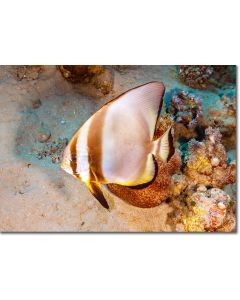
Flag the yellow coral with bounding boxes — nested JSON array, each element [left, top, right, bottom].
[[187, 155, 211, 173], [182, 207, 205, 232]]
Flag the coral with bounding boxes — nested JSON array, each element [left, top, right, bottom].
[[107, 152, 181, 208], [58, 65, 114, 94], [211, 65, 236, 86], [184, 127, 236, 189], [178, 65, 236, 90], [165, 90, 207, 141], [178, 65, 214, 89], [221, 94, 236, 117], [59, 65, 104, 82], [208, 94, 236, 150], [167, 90, 203, 129], [168, 188, 236, 232]]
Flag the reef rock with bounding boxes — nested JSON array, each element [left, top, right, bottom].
[[168, 187, 236, 232], [184, 127, 236, 189], [58, 65, 114, 95]]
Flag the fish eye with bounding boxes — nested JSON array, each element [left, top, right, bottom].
[[71, 154, 76, 162]]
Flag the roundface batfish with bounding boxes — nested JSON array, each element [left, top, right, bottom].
[[61, 82, 174, 209]]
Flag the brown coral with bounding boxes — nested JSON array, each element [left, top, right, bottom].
[[107, 152, 181, 208], [178, 65, 236, 90], [58, 65, 114, 94], [178, 65, 214, 89]]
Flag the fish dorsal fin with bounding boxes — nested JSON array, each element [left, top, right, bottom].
[[100, 82, 165, 186], [106, 81, 165, 139]]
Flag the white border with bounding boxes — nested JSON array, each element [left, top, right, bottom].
[[0, 1, 239, 300]]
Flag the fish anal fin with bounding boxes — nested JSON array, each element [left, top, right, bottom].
[[86, 180, 109, 210]]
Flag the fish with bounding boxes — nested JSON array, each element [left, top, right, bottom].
[[61, 81, 174, 209]]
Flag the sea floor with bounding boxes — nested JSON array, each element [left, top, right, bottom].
[[0, 66, 236, 232]]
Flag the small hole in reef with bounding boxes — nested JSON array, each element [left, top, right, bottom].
[[195, 126, 205, 141]]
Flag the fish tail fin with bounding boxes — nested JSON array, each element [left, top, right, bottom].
[[85, 180, 110, 210], [151, 126, 174, 162]]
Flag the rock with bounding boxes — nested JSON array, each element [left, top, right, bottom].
[[91, 67, 114, 95], [197, 185, 207, 192], [32, 99, 42, 109], [211, 157, 220, 167], [37, 128, 51, 143]]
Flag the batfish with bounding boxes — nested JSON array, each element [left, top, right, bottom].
[[61, 82, 174, 209]]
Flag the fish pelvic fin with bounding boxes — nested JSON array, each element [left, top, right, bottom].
[[85, 180, 109, 210], [151, 126, 174, 162]]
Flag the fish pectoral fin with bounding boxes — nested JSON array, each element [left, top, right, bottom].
[[152, 126, 174, 162], [86, 180, 109, 210]]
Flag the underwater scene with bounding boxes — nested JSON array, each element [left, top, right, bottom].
[[0, 65, 236, 232]]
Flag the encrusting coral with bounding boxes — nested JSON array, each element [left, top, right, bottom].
[[183, 127, 236, 189], [168, 187, 236, 232]]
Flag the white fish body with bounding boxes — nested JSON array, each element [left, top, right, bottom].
[[61, 82, 174, 208]]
